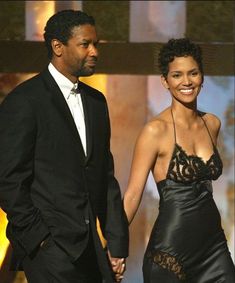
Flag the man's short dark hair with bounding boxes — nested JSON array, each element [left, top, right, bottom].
[[44, 10, 95, 59], [158, 38, 204, 79]]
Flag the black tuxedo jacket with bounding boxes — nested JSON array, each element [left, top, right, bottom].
[[0, 69, 128, 270]]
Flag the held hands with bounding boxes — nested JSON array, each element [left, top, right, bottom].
[[107, 250, 126, 282]]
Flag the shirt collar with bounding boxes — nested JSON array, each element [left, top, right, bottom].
[[48, 63, 78, 99]]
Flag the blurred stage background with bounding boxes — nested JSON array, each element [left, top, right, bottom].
[[0, 1, 234, 283]]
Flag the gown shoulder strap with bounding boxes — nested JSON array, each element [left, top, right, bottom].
[[199, 113, 215, 147], [170, 108, 177, 144]]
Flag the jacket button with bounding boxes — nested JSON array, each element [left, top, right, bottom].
[[85, 219, 89, 224]]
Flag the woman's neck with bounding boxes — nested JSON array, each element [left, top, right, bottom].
[[170, 102, 199, 127]]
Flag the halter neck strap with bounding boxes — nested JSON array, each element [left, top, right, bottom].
[[170, 108, 177, 143], [199, 114, 215, 147]]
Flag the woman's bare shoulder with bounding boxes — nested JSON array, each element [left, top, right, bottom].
[[143, 108, 172, 139], [199, 111, 221, 131]]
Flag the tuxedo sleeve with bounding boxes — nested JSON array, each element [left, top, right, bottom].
[[0, 91, 49, 255], [104, 102, 129, 258]]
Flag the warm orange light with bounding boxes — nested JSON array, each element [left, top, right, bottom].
[[0, 209, 9, 268], [96, 217, 107, 248], [80, 74, 107, 97]]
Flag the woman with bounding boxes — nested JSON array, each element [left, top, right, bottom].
[[124, 38, 235, 282]]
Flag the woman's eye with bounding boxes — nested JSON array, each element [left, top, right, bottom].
[[172, 74, 180, 78]]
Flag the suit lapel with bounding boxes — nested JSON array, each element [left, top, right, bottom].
[[41, 69, 86, 159], [80, 84, 93, 163]]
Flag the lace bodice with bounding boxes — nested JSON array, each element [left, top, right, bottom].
[[166, 143, 223, 184], [166, 110, 223, 184]]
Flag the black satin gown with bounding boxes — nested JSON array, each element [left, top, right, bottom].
[[143, 115, 235, 283]]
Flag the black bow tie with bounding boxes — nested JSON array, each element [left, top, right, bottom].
[[70, 84, 81, 96]]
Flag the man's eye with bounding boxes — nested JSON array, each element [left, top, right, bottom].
[[81, 43, 89, 48]]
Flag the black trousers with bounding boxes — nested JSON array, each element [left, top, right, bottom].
[[22, 234, 103, 283]]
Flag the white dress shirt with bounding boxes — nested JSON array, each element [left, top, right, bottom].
[[48, 63, 87, 155]]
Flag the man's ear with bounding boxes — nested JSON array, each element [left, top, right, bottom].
[[160, 75, 169, 89], [51, 39, 63, 57]]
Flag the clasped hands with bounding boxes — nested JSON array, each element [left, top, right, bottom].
[[108, 250, 126, 282]]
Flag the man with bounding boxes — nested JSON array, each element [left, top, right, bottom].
[[0, 10, 128, 283]]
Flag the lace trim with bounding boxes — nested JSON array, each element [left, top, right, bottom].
[[147, 250, 186, 280], [167, 144, 222, 184]]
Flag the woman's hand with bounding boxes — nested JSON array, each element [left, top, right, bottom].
[[107, 250, 126, 282]]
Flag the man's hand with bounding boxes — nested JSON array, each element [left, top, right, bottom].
[[107, 250, 126, 282]]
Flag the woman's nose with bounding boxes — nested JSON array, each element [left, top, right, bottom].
[[182, 75, 192, 85]]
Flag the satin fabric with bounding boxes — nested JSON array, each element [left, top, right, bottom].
[[143, 179, 235, 282]]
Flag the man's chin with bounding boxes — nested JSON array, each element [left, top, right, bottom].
[[79, 68, 96, 77]]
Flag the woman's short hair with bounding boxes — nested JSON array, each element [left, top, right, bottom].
[[158, 38, 203, 79]]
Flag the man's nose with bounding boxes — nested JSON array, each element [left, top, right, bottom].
[[89, 44, 98, 57]]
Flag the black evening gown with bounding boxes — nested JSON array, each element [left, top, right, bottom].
[[143, 114, 235, 283]]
